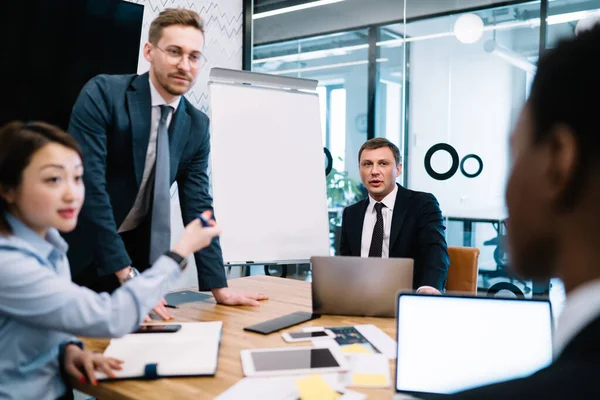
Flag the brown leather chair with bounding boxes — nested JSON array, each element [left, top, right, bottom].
[[446, 246, 480, 294]]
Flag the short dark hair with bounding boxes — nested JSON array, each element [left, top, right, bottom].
[[528, 24, 600, 208], [0, 121, 83, 234], [358, 138, 402, 165], [149, 8, 205, 45]]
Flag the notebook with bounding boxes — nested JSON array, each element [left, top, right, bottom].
[[97, 322, 222, 380]]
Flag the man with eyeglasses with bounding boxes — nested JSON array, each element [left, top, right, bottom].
[[64, 8, 267, 319]]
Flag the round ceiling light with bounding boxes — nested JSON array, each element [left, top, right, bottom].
[[454, 13, 485, 44]]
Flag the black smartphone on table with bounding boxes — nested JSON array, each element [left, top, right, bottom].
[[244, 311, 319, 335], [133, 324, 182, 334]]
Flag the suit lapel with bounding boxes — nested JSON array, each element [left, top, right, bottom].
[[126, 73, 152, 186], [168, 100, 190, 182], [390, 184, 410, 250], [351, 199, 370, 255], [556, 314, 600, 363]]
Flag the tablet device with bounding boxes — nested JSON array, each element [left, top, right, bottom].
[[240, 346, 348, 377], [244, 311, 319, 335]]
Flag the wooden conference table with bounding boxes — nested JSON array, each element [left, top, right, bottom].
[[72, 275, 397, 399]]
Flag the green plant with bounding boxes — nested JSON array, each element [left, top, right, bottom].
[[326, 161, 363, 221], [326, 160, 363, 253]]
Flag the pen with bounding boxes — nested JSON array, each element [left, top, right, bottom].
[[196, 214, 211, 227], [165, 304, 178, 309]]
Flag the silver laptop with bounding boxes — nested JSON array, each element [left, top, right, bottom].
[[310, 256, 414, 318], [394, 293, 553, 398]]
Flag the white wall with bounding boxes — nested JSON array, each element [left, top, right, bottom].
[[125, 0, 243, 289], [127, 0, 243, 112]]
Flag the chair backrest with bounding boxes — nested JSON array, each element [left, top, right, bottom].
[[446, 246, 480, 293]]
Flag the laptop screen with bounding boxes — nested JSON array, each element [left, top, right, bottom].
[[395, 294, 553, 395]]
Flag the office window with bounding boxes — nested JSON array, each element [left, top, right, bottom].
[[402, 0, 542, 296], [254, 30, 368, 254], [546, 0, 600, 48], [376, 25, 406, 184], [252, 1, 575, 300]]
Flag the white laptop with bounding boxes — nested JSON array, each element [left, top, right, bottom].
[[394, 293, 553, 398]]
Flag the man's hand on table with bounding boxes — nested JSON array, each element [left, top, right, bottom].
[[212, 287, 268, 306]]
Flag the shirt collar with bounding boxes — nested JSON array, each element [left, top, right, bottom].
[[554, 278, 600, 357], [5, 213, 68, 259], [368, 183, 398, 212], [149, 76, 181, 112]]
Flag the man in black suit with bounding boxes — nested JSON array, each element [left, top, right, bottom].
[[445, 25, 600, 399], [64, 8, 266, 320], [339, 138, 449, 294]]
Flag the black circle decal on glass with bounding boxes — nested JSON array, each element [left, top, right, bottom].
[[460, 154, 483, 178], [424, 143, 459, 181], [486, 282, 525, 299], [324, 147, 333, 176]]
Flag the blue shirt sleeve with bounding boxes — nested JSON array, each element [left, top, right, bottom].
[[0, 251, 181, 338]]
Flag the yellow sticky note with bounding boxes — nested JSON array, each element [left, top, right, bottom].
[[340, 343, 373, 354], [295, 375, 340, 400], [352, 373, 388, 387]]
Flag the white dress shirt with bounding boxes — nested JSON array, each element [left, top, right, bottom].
[[361, 184, 398, 258], [553, 278, 600, 358], [119, 77, 181, 233]]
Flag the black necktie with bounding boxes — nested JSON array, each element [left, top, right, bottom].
[[369, 202, 385, 257]]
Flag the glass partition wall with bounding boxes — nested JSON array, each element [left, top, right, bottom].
[[253, 0, 599, 302]]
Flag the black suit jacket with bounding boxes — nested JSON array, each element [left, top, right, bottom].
[[442, 314, 600, 399], [63, 73, 226, 290], [339, 184, 449, 290]]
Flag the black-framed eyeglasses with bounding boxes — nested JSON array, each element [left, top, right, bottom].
[[154, 45, 207, 68]]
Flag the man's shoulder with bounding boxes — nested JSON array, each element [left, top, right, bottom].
[[85, 73, 138, 91], [181, 97, 209, 126], [448, 361, 600, 399], [399, 186, 436, 201], [398, 187, 439, 210]]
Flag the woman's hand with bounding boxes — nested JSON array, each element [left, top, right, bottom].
[[172, 211, 221, 258], [63, 344, 123, 386]]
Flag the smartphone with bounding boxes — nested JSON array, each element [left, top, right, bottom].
[[132, 324, 182, 334], [244, 311, 319, 335], [281, 329, 335, 342]]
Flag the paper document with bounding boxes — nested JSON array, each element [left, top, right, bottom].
[[215, 374, 367, 400], [307, 324, 397, 359], [215, 373, 342, 400]]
